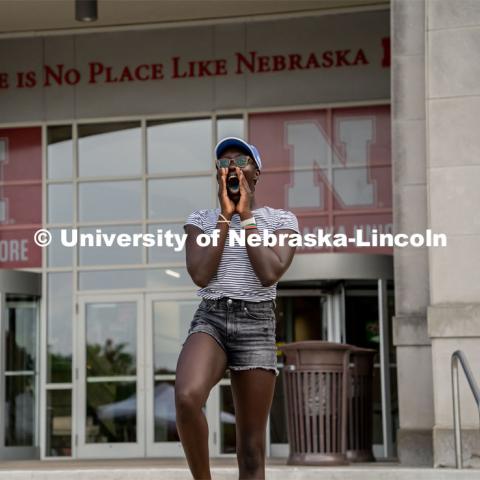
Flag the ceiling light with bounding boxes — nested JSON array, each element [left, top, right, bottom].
[[75, 0, 98, 22], [165, 269, 181, 279]]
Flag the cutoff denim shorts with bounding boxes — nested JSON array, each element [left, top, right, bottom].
[[182, 297, 279, 377]]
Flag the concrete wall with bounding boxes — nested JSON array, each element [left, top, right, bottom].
[[391, 0, 434, 466], [426, 0, 480, 468], [393, 0, 480, 468]]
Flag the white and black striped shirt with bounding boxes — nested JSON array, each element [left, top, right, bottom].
[[184, 206, 300, 301]]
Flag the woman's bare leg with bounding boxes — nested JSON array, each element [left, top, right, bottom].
[[175, 332, 228, 480], [230, 368, 276, 479]]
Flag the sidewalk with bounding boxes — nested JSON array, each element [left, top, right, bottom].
[[0, 458, 477, 479]]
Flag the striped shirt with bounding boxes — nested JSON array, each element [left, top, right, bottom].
[[184, 206, 300, 301]]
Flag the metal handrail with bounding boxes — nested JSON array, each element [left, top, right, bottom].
[[451, 350, 480, 469]]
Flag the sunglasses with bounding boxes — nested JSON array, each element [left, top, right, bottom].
[[215, 155, 251, 169]]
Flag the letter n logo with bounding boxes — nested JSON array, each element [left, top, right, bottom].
[[285, 118, 375, 210]]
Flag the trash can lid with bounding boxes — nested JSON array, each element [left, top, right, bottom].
[[344, 344, 377, 354], [281, 340, 352, 352]]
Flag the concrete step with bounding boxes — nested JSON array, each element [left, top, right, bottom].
[[0, 466, 479, 479]]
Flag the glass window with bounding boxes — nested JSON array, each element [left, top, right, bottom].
[[153, 380, 179, 442], [47, 126, 73, 179], [147, 223, 186, 264], [5, 296, 37, 371], [5, 376, 35, 446], [147, 118, 212, 174], [148, 177, 213, 220], [153, 300, 199, 374], [79, 269, 145, 290], [86, 382, 137, 444], [146, 268, 194, 289], [48, 184, 73, 224], [78, 225, 143, 266], [78, 122, 141, 177], [46, 389, 72, 457], [83, 301, 138, 443], [217, 116, 244, 141], [78, 180, 142, 222], [86, 302, 137, 377], [78, 268, 194, 290], [47, 273, 73, 383], [47, 228, 74, 268]]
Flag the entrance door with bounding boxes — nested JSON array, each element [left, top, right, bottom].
[[75, 292, 279, 458], [2, 294, 41, 459], [0, 270, 41, 461], [76, 295, 144, 458], [145, 293, 269, 458]]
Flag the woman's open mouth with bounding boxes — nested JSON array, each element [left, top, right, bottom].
[[227, 173, 240, 194]]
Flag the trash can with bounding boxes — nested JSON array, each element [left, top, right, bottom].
[[282, 340, 351, 466], [347, 346, 376, 462]]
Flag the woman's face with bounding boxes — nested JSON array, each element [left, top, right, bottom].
[[216, 147, 260, 200]]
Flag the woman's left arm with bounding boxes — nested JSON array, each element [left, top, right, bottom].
[[236, 169, 297, 287], [244, 228, 297, 287]]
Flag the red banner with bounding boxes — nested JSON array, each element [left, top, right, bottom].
[[250, 106, 392, 254], [0, 127, 42, 268]]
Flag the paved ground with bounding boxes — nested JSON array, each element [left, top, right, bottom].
[[0, 457, 394, 470], [0, 458, 478, 479]]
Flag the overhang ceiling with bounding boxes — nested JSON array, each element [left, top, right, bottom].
[[0, 0, 389, 35]]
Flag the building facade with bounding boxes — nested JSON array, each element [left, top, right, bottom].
[[0, 0, 477, 469]]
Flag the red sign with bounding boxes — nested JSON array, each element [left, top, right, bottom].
[[0, 37, 389, 90], [250, 106, 392, 254], [0, 127, 42, 268]]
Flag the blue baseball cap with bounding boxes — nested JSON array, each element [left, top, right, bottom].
[[214, 136, 262, 170]]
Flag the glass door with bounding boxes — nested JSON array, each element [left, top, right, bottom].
[[76, 294, 144, 458], [1, 294, 40, 459], [145, 293, 200, 457], [343, 281, 397, 459], [145, 293, 252, 458]]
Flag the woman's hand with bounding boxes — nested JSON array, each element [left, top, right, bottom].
[[235, 167, 254, 218], [217, 167, 235, 217]]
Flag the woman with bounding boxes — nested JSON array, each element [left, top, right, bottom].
[[175, 137, 299, 480]]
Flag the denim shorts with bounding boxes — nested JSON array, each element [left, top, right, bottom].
[[182, 297, 279, 377]]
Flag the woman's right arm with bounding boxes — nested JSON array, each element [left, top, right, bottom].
[[184, 222, 228, 287], [184, 167, 234, 288]]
